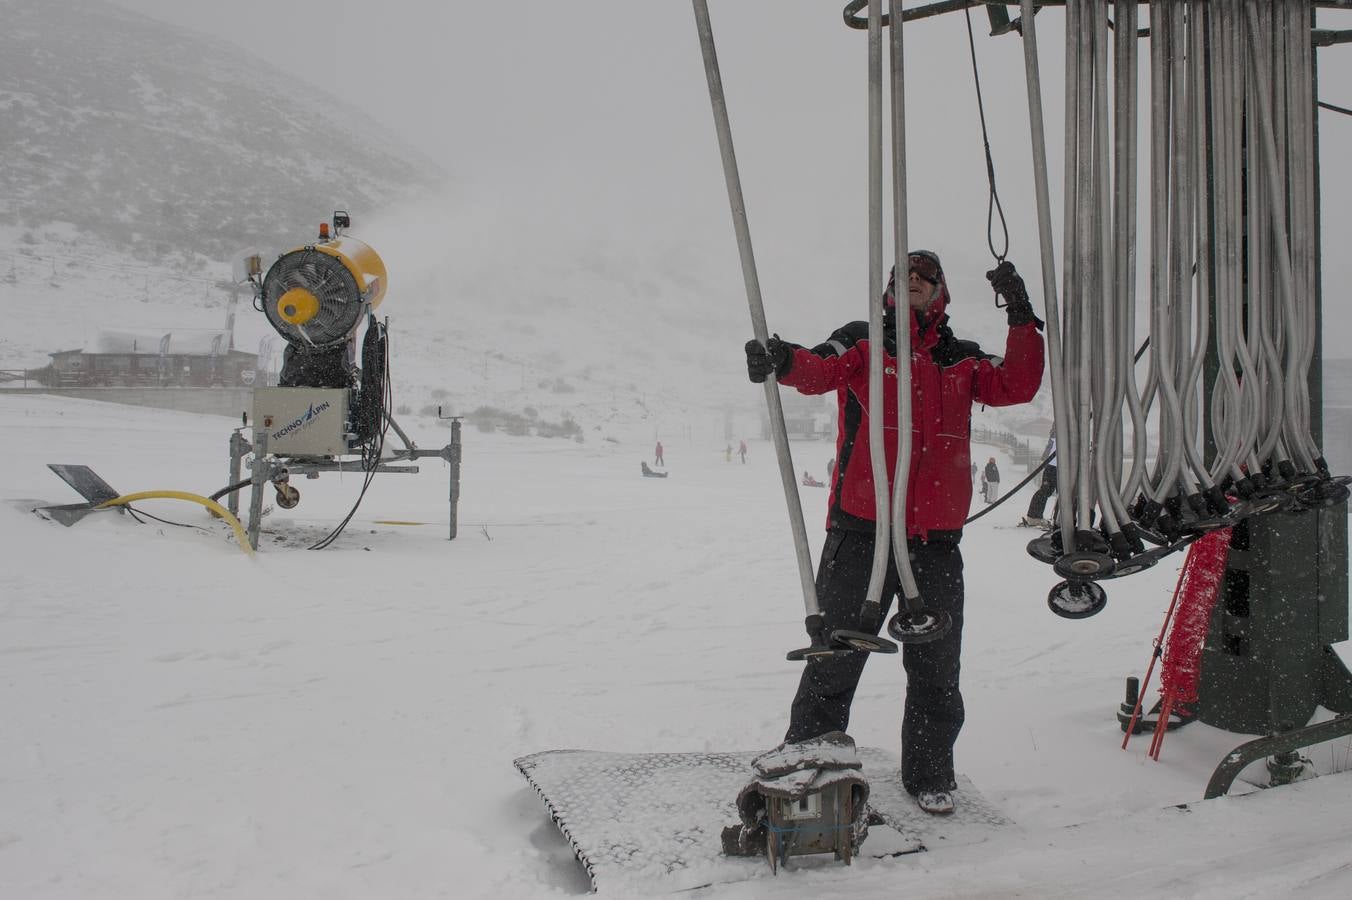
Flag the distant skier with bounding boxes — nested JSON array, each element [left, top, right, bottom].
[[1021, 433, 1057, 527], [655, 440, 665, 467], [738, 440, 747, 464], [725, 443, 733, 463], [983, 457, 1001, 504], [744, 253, 1043, 816]]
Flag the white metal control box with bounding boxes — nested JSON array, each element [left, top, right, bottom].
[[252, 387, 351, 457]]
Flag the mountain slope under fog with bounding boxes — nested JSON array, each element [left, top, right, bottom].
[[0, 0, 439, 265]]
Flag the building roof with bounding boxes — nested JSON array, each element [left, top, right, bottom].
[[92, 329, 234, 355]]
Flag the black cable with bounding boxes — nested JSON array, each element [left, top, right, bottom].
[[210, 479, 252, 502], [963, 6, 1010, 263], [308, 320, 392, 551], [124, 505, 213, 532], [1319, 99, 1352, 117]]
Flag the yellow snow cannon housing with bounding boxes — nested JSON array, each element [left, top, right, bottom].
[[261, 231, 387, 348]]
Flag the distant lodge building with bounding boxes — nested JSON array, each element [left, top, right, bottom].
[[42, 329, 269, 388], [759, 393, 835, 441]]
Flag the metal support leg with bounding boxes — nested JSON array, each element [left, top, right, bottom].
[[447, 419, 462, 540], [227, 429, 248, 518], [246, 429, 270, 551]]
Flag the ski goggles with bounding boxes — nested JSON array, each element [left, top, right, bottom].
[[908, 253, 943, 285]]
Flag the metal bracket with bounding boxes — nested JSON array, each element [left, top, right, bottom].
[[1204, 714, 1352, 799]]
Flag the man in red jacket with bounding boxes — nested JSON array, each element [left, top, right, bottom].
[[744, 251, 1043, 815]]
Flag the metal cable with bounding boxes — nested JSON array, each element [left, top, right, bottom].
[[962, 6, 1011, 262]]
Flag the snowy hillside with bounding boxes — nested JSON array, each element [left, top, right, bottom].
[[0, 0, 439, 265], [0, 0, 440, 389], [3, 392, 1351, 898]]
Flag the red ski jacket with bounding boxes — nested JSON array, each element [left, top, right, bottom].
[[779, 301, 1043, 540]]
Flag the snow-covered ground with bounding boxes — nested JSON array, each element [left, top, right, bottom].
[[3, 392, 1351, 899]]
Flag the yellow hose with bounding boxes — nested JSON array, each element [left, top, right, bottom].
[[96, 491, 254, 556]]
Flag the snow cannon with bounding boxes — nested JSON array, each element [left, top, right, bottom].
[[236, 210, 387, 391], [233, 211, 389, 463]]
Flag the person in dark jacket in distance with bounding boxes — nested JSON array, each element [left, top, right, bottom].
[[1022, 433, 1057, 526], [744, 250, 1044, 816], [982, 457, 1001, 504]]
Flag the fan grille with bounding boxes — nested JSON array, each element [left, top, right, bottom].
[[262, 249, 363, 347]]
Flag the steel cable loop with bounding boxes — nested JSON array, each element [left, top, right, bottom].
[[1267, 0, 1308, 471], [1017, 0, 1077, 556], [1206, 1, 1236, 481], [1059, 0, 1084, 541], [1178, 5, 1214, 494], [1234, 1, 1275, 474], [1203, 1, 1248, 488], [1101, 0, 1130, 525], [885, 0, 923, 606], [1234, 0, 1268, 468], [1114, 0, 1146, 505], [864, 0, 897, 615], [1069, 0, 1096, 533], [1090, 0, 1124, 536], [1144, 0, 1172, 506], [1158, 1, 1194, 502], [1292, 0, 1323, 468], [962, 6, 1010, 263], [1244, 0, 1316, 474], [1191, 5, 1239, 487], [1227, 0, 1267, 482]]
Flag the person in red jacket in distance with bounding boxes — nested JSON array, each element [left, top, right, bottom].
[[744, 251, 1044, 815]]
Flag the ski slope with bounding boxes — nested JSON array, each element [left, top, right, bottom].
[[3, 392, 1351, 898]]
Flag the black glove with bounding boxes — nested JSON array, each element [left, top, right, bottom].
[[745, 334, 793, 383], [986, 260, 1041, 328]]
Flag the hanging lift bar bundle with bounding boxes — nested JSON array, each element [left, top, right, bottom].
[[843, 0, 1352, 29], [694, 0, 1352, 799], [832, 0, 1352, 786], [703, 0, 1352, 640], [1007, 0, 1350, 620]]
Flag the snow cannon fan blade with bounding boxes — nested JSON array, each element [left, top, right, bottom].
[[263, 250, 363, 347], [261, 233, 387, 349]]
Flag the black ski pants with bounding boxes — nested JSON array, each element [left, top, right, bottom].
[[1026, 465, 1057, 519], [785, 528, 965, 795]]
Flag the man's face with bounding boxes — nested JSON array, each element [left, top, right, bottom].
[[907, 268, 940, 311]]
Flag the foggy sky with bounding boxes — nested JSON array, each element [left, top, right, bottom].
[[107, 1, 1352, 351]]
